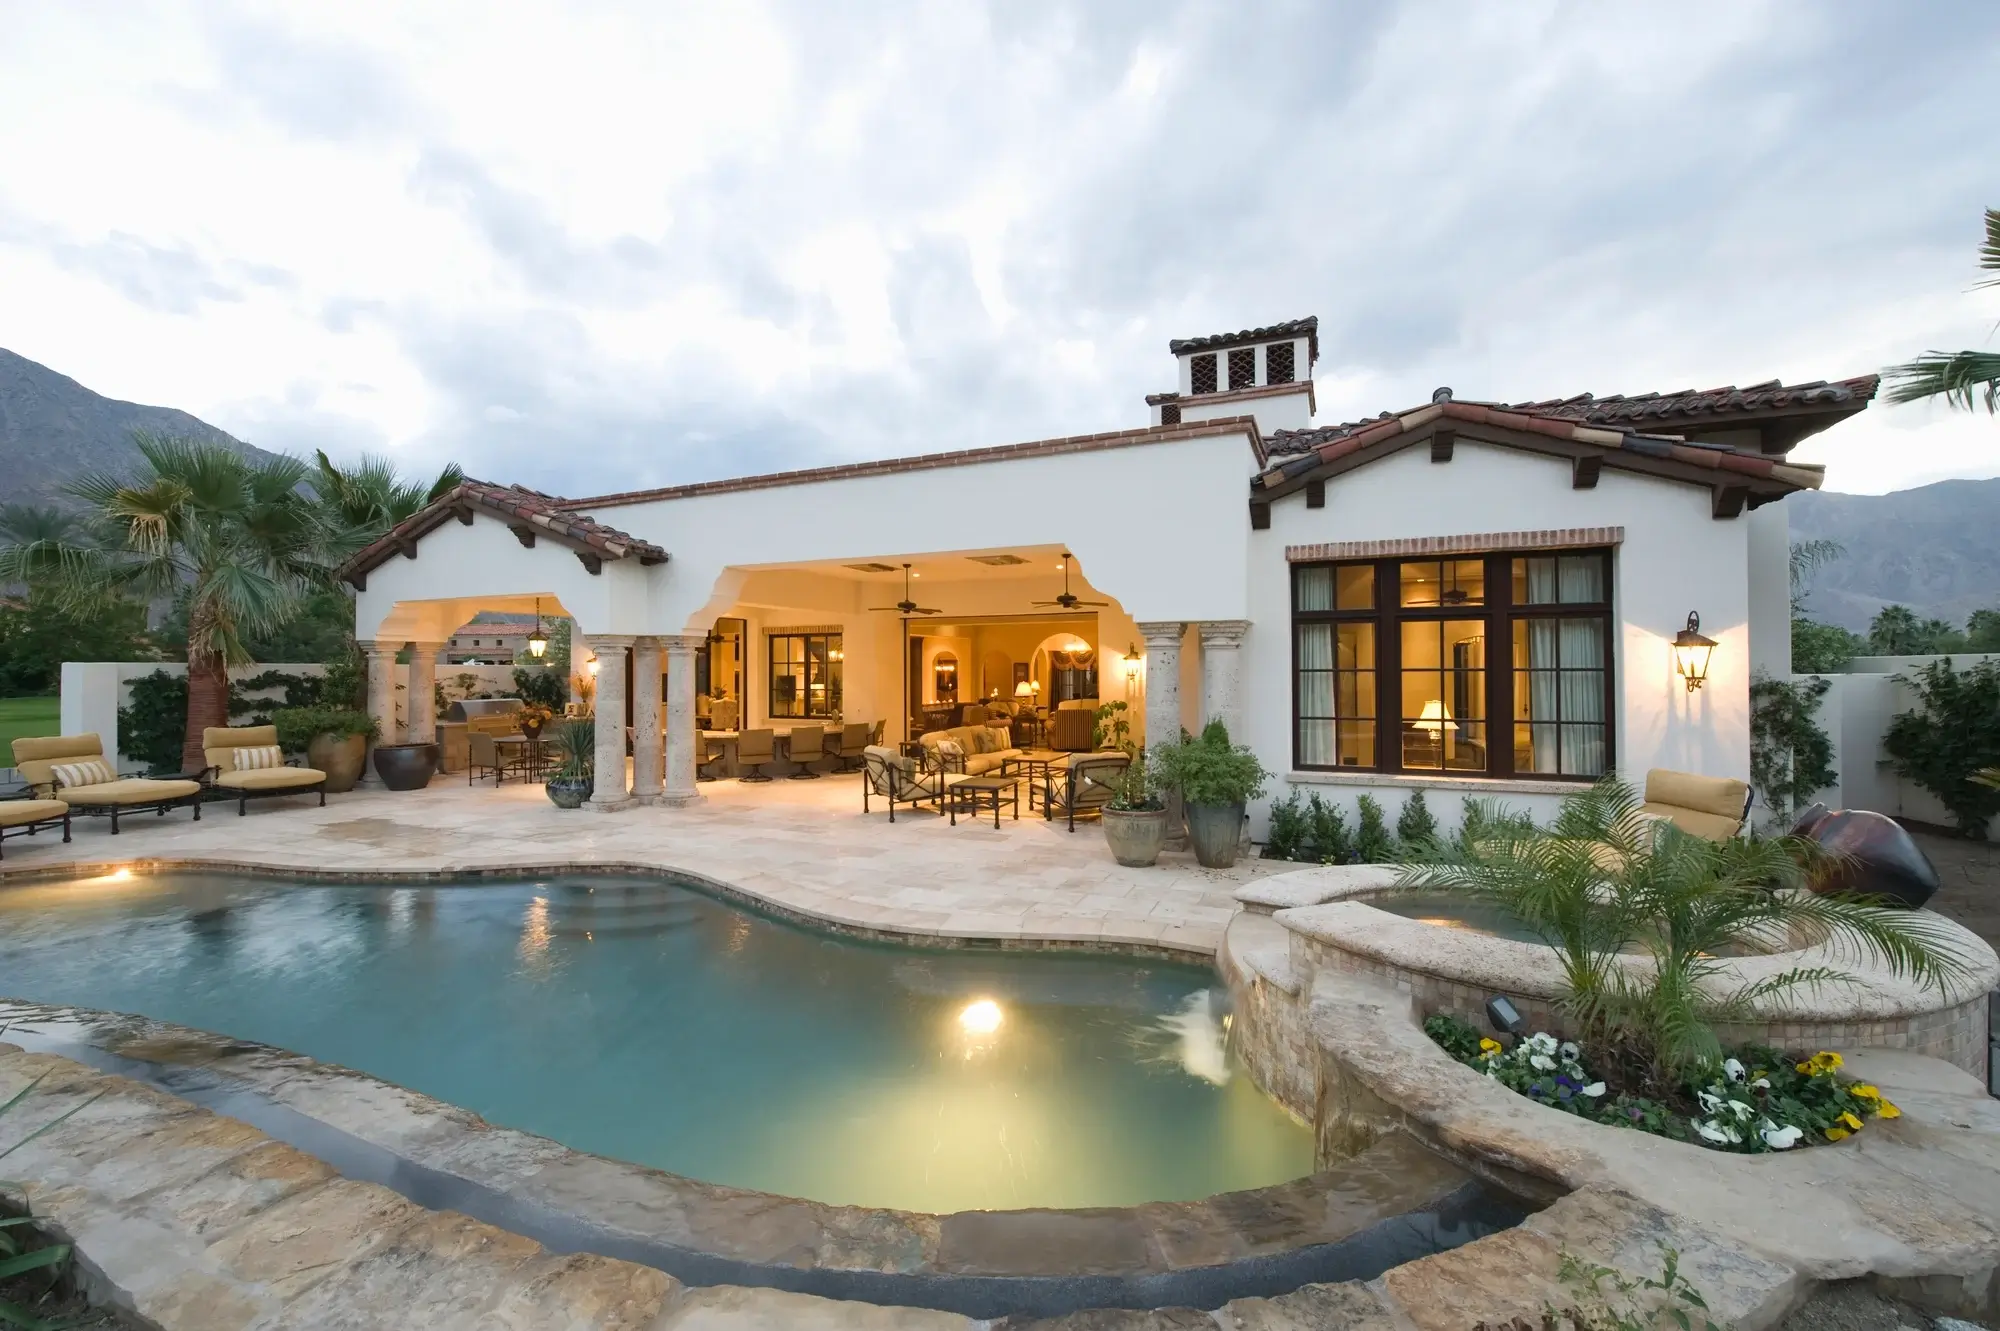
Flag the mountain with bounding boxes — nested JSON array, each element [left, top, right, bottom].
[[1788, 477, 2000, 632], [0, 347, 287, 507]]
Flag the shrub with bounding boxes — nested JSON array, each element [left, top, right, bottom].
[[1151, 719, 1269, 807], [1749, 673, 1837, 820], [117, 670, 191, 774], [1306, 793, 1352, 864], [270, 707, 378, 755], [1354, 794, 1395, 862], [1883, 657, 2000, 837], [1396, 790, 1439, 849], [513, 666, 568, 711], [1106, 755, 1161, 811], [1263, 791, 1309, 860]]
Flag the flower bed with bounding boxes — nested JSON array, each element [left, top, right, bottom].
[[1424, 1014, 1899, 1154]]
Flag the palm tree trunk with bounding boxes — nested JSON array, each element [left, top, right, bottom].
[[184, 645, 230, 773]]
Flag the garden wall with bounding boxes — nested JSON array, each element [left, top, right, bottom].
[[1803, 666, 2000, 839]]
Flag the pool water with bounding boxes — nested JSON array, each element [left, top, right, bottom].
[[0, 871, 1312, 1214]]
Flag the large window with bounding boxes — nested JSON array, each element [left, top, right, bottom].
[[1293, 550, 1612, 779], [769, 632, 842, 719]]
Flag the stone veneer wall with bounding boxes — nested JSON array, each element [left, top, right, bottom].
[[1293, 933, 1992, 1083], [1217, 962, 1315, 1124]]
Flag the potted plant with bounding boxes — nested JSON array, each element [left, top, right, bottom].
[[272, 706, 378, 793], [545, 715, 596, 809], [372, 738, 439, 791], [518, 703, 554, 740], [1102, 756, 1167, 867], [1152, 719, 1270, 868]]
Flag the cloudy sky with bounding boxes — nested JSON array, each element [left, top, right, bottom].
[[2, 1, 1996, 498]]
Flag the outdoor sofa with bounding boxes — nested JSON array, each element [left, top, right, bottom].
[[201, 725, 328, 815], [916, 723, 1025, 776], [11, 734, 203, 833]]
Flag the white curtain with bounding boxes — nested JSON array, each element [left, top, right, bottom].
[[1298, 623, 1334, 765], [1558, 619, 1605, 775]]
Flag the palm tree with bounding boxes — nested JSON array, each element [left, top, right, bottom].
[[40, 434, 331, 770], [308, 450, 463, 557], [1398, 779, 1974, 1085], [0, 504, 98, 587], [1884, 207, 2000, 414]]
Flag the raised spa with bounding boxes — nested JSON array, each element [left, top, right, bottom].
[[0, 870, 1311, 1214]]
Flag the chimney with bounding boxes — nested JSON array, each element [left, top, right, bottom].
[[1150, 316, 1317, 434]]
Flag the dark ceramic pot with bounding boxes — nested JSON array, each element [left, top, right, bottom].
[[1790, 803, 1942, 908], [1184, 801, 1245, 869], [371, 743, 439, 791], [546, 777, 593, 810]]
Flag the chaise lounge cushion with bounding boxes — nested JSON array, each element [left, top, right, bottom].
[[202, 725, 327, 795], [213, 767, 326, 792], [0, 799, 69, 828], [1640, 769, 1750, 842], [11, 733, 199, 805]]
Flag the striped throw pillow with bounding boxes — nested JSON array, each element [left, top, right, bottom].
[[231, 745, 285, 771], [50, 760, 115, 789]]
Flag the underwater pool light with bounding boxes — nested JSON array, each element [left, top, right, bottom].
[[958, 998, 1003, 1035]]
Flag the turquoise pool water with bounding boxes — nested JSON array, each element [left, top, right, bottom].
[[0, 870, 1312, 1213]]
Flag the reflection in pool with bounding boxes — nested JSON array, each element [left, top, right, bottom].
[[1362, 891, 1555, 944], [0, 871, 1311, 1213]]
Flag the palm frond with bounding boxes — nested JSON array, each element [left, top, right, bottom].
[[1978, 206, 2000, 287], [1883, 351, 2000, 413]]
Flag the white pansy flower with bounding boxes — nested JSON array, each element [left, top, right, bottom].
[[1529, 1054, 1555, 1071], [1559, 1041, 1580, 1062], [1528, 1033, 1558, 1054], [1751, 1077, 1771, 1090], [1723, 1058, 1746, 1083], [1727, 1099, 1754, 1120], [1582, 1082, 1606, 1098], [1759, 1121, 1803, 1150], [1693, 1119, 1734, 1145], [1697, 1090, 1722, 1114]]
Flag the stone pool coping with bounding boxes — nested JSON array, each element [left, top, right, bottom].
[[1220, 910, 2000, 1327], [1243, 865, 2000, 1025]]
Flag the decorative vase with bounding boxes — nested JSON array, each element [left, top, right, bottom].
[[546, 776, 593, 809], [522, 721, 544, 740], [308, 732, 368, 793], [371, 743, 439, 791], [1790, 804, 1942, 908], [1184, 801, 1246, 869], [1102, 806, 1168, 867]]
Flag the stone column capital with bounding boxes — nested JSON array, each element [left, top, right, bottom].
[[1136, 621, 1186, 650], [356, 639, 397, 656], [659, 633, 708, 655], [1197, 620, 1251, 648], [583, 634, 638, 650]]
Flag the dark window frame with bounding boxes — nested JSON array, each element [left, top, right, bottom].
[[768, 631, 843, 719], [1290, 549, 1615, 780]]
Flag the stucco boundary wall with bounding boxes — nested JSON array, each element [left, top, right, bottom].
[[1218, 907, 2000, 1327]]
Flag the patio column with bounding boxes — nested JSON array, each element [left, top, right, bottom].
[[660, 633, 706, 807], [358, 639, 399, 786], [586, 635, 635, 812], [1138, 621, 1186, 850], [1198, 620, 1250, 744], [630, 636, 664, 804], [406, 641, 446, 744]]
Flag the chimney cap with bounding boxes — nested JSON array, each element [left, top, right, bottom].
[[1168, 317, 1318, 365]]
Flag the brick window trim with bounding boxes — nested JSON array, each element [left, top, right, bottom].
[[1286, 527, 1624, 563]]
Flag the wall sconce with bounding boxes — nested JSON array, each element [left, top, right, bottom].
[[1123, 642, 1142, 686], [1672, 612, 1716, 692], [585, 656, 600, 676], [526, 598, 549, 658]]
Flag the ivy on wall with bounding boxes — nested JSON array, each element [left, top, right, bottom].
[[1748, 673, 1837, 822], [116, 669, 329, 774]]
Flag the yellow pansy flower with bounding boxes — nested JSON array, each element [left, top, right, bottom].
[[1877, 1101, 1902, 1120], [1850, 1084, 1879, 1101], [1479, 1037, 1502, 1053], [1838, 1111, 1863, 1131], [1825, 1126, 1851, 1141]]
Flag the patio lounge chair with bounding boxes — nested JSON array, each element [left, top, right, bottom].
[[861, 745, 961, 822], [202, 726, 328, 815], [11, 734, 203, 833], [1034, 752, 1131, 832], [737, 728, 777, 782], [0, 791, 70, 860], [1639, 769, 1752, 841], [787, 724, 825, 779]]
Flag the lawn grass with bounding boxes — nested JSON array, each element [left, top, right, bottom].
[[0, 695, 61, 761]]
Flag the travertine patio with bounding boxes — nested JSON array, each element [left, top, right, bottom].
[[0, 772, 1289, 956]]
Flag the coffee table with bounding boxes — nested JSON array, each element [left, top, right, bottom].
[[1002, 750, 1064, 783], [945, 775, 1018, 828]]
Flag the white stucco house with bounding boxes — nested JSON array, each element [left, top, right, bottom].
[[339, 316, 1876, 833]]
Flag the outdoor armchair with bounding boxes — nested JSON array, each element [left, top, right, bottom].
[[1047, 707, 1095, 752], [1639, 769, 1752, 842], [11, 734, 203, 833], [1034, 752, 1131, 832], [861, 745, 960, 822], [202, 726, 328, 815], [0, 790, 70, 861]]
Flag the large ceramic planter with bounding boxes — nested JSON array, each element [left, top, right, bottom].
[[1791, 804, 1942, 908], [308, 732, 368, 793], [371, 743, 439, 791], [546, 777, 593, 810], [1185, 801, 1246, 869], [1102, 806, 1168, 867]]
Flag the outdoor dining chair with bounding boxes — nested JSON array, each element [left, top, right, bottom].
[[786, 724, 825, 779], [737, 728, 777, 782], [835, 722, 870, 772]]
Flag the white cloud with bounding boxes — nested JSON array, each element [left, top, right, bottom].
[[0, 0, 1995, 498]]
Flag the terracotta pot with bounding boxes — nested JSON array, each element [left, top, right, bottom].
[[308, 732, 368, 793], [546, 777, 593, 810], [1102, 806, 1168, 867], [371, 743, 439, 791], [1184, 801, 1245, 869]]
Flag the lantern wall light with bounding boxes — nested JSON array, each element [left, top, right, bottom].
[[1672, 612, 1716, 692]]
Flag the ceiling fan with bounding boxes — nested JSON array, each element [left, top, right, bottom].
[[866, 563, 942, 616], [1031, 553, 1108, 611]]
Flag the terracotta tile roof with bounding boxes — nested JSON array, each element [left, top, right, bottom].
[[1506, 375, 1878, 429], [1256, 400, 1826, 496], [336, 479, 668, 588], [1168, 317, 1319, 364]]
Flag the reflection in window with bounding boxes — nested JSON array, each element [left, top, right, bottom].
[[769, 632, 842, 719]]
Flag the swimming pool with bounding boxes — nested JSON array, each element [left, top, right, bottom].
[[0, 869, 1312, 1214]]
